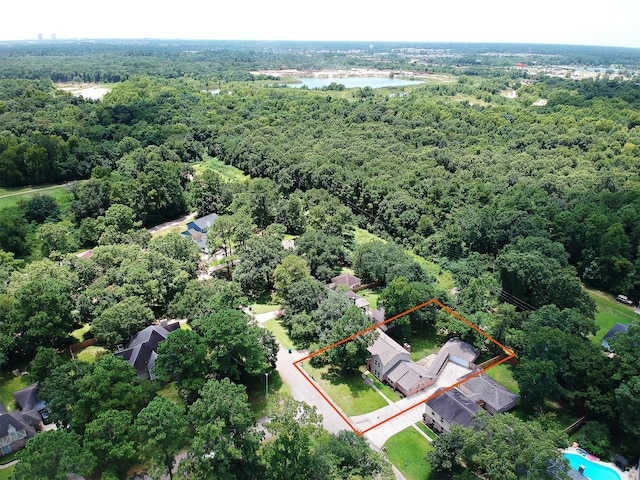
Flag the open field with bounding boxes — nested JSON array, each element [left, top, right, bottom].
[[302, 361, 387, 416], [384, 427, 434, 480], [584, 286, 637, 344], [193, 156, 249, 182], [0, 183, 74, 211]]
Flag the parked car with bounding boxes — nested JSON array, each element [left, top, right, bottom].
[[616, 294, 633, 305]]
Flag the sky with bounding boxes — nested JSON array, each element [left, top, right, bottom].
[[3, 0, 640, 49]]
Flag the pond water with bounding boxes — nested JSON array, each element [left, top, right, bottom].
[[289, 77, 424, 89]]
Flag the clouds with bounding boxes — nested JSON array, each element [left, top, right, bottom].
[[3, 0, 640, 48]]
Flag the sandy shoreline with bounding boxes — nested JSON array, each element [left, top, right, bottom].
[[57, 83, 111, 100]]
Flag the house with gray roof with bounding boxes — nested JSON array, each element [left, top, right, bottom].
[[115, 323, 180, 380], [386, 360, 434, 397], [601, 323, 629, 351], [424, 388, 482, 433], [457, 371, 519, 414], [366, 332, 410, 381], [12, 383, 49, 424], [0, 400, 40, 457]]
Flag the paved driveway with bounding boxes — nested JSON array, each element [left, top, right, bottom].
[[352, 361, 472, 449]]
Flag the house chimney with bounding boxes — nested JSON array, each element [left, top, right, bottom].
[[403, 343, 411, 353]]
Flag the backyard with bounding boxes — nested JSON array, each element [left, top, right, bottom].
[[585, 286, 637, 345]]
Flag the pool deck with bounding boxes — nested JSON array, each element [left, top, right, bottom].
[[564, 447, 628, 480]]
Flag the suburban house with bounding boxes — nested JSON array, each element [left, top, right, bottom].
[[115, 322, 180, 380], [424, 387, 483, 433], [386, 360, 434, 397], [0, 383, 50, 457], [366, 333, 480, 397], [457, 371, 519, 415], [601, 323, 629, 351], [366, 331, 411, 381], [0, 403, 39, 457], [182, 213, 219, 253], [327, 273, 361, 291], [423, 369, 519, 433], [12, 383, 49, 424]]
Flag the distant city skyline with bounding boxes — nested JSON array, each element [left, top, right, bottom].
[[3, 0, 640, 49]]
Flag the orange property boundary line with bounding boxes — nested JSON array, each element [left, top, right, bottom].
[[292, 298, 516, 436]]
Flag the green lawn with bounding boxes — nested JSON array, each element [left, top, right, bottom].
[[414, 421, 438, 441], [0, 183, 74, 211], [263, 318, 294, 350], [384, 427, 434, 480], [0, 372, 33, 412], [0, 464, 15, 480], [359, 289, 380, 310], [250, 303, 281, 315], [75, 345, 107, 363], [71, 323, 91, 342], [585, 286, 636, 345], [156, 382, 185, 408], [390, 328, 440, 363], [484, 362, 520, 394], [353, 226, 387, 247], [367, 373, 401, 402], [302, 362, 387, 416]]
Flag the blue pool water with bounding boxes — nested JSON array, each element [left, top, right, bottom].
[[563, 453, 622, 480]]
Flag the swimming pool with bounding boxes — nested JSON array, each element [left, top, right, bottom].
[[563, 453, 622, 480]]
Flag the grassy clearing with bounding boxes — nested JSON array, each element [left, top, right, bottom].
[[0, 372, 33, 412], [0, 184, 74, 211], [263, 318, 294, 351], [75, 346, 107, 363], [484, 362, 520, 394], [384, 427, 434, 480], [584, 286, 637, 345], [353, 226, 387, 247], [193, 156, 248, 182], [71, 323, 91, 342], [250, 303, 281, 315], [302, 361, 387, 416], [156, 382, 185, 408]]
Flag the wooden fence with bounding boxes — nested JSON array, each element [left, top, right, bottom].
[[69, 338, 97, 356]]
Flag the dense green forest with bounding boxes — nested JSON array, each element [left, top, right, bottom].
[[1, 40, 640, 479]]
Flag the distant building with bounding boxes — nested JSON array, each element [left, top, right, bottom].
[[182, 213, 219, 253], [601, 323, 629, 351]]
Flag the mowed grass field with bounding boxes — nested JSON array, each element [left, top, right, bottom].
[[0, 183, 74, 210], [585, 286, 637, 344]]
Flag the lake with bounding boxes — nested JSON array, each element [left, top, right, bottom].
[[289, 77, 424, 89]]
